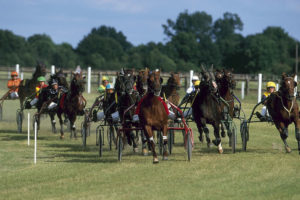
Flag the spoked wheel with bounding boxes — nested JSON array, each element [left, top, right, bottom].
[[0, 103, 3, 120], [168, 130, 173, 155], [99, 129, 103, 157], [158, 131, 163, 155], [186, 130, 192, 161], [107, 126, 115, 151], [81, 122, 87, 147], [231, 127, 236, 153], [16, 109, 23, 133], [240, 120, 249, 151], [96, 127, 99, 146], [118, 132, 123, 162]]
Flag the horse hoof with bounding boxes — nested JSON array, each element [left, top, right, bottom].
[[133, 148, 139, 153], [162, 156, 168, 161], [285, 146, 292, 153], [142, 148, 148, 156], [153, 157, 159, 164], [60, 135, 64, 139], [218, 148, 223, 154]]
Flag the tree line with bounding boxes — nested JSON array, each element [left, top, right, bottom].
[[0, 10, 299, 74]]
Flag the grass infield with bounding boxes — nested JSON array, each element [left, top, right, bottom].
[[0, 84, 299, 200]]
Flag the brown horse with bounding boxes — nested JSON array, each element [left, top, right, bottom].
[[161, 72, 181, 105], [18, 62, 47, 110], [57, 70, 86, 139], [139, 70, 169, 163], [266, 73, 300, 154], [136, 68, 149, 97]]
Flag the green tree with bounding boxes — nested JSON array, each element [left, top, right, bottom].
[[27, 34, 56, 66]]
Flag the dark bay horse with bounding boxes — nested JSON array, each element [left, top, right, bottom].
[[115, 69, 139, 151], [18, 62, 47, 110], [139, 70, 169, 163], [57, 70, 86, 139], [215, 69, 236, 139], [266, 73, 300, 154], [35, 69, 68, 133], [192, 67, 224, 153]]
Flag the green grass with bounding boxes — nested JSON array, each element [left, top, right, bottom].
[[0, 83, 300, 200]]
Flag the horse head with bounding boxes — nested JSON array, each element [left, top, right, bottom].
[[223, 69, 236, 89], [137, 68, 149, 95], [71, 68, 86, 94], [280, 73, 297, 100], [56, 69, 68, 88], [148, 69, 162, 96], [201, 65, 217, 93], [168, 72, 181, 89], [34, 61, 47, 78], [115, 68, 136, 95]]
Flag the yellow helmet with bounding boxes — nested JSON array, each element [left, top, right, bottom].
[[194, 80, 200, 86], [102, 76, 109, 81], [266, 81, 276, 88]]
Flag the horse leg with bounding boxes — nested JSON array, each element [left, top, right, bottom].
[[276, 122, 291, 153], [201, 118, 212, 148], [141, 130, 149, 156], [212, 122, 223, 154], [70, 116, 76, 139], [294, 119, 300, 154], [57, 112, 64, 139], [162, 125, 168, 160], [50, 113, 57, 134], [145, 125, 158, 163], [221, 123, 226, 138], [131, 129, 138, 153]]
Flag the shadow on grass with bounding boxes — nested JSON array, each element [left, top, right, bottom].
[[1, 132, 49, 141], [46, 143, 96, 152]]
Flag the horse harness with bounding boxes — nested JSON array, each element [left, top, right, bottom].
[[273, 92, 295, 117]]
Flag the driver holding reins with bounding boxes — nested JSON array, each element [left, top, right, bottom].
[[256, 81, 276, 121]]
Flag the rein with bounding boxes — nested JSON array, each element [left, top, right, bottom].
[[274, 92, 295, 117]]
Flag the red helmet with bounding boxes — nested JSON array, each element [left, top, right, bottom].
[[11, 71, 18, 77]]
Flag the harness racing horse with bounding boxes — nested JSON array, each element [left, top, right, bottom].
[[161, 72, 181, 106], [35, 69, 68, 133], [18, 62, 47, 110], [215, 69, 236, 141], [266, 73, 300, 154], [160, 72, 181, 144], [57, 70, 86, 139], [192, 67, 224, 153], [115, 69, 139, 152], [139, 70, 169, 163], [136, 68, 149, 97]]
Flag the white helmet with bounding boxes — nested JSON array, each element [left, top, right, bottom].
[[192, 75, 199, 81]]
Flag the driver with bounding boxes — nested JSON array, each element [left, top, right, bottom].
[[256, 81, 276, 121], [1, 71, 21, 100]]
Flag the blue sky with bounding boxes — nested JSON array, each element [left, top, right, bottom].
[[1, 0, 299, 48]]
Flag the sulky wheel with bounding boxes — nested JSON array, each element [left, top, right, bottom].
[[107, 125, 115, 151], [117, 133, 123, 162], [0, 103, 3, 120], [186, 130, 192, 161], [231, 126, 236, 153], [240, 120, 249, 151], [81, 122, 87, 147], [168, 130, 173, 155], [99, 129, 103, 157], [16, 109, 23, 133]]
